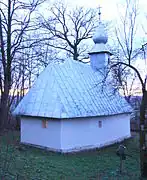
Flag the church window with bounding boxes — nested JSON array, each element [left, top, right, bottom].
[[98, 120, 102, 128], [42, 120, 48, 128]]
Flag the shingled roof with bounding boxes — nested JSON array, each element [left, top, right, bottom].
[[13, 59, 132, 118]]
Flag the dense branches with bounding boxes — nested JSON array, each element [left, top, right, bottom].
[[110, 0, 141, 101], [0, 0, 45, 128], [40, 2, 98, 60]]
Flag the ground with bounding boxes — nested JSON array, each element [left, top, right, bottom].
[[0, 131, 141, 179]]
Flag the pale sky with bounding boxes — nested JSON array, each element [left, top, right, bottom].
[[41, 0, 147, 32], [63, 0, 147, 21], [65, 0, 119, 20]]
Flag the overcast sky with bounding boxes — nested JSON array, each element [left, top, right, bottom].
[[65, 0, 119, 20], [63, 0, 147, 21]]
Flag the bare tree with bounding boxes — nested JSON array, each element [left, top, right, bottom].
[[109, 0, 147, 177], [40, 2, 98, 61], [110, 0, 141, 102], [0, 0, 45, 129], [110, 51, 147, 178], [111, 62, 137, 103]]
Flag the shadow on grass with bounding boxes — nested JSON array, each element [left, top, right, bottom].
[[0, 130, 142, 180]]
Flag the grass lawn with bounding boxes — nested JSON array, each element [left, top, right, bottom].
[[0, 131, 141, 179]]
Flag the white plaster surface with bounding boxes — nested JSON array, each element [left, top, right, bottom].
[[61, 114, 131, 152], [90, 53, 109, 71], [21, 114, 131, 152], [21, 117, 61, 149]]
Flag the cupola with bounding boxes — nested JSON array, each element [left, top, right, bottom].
[[89, 7, 112, 72]]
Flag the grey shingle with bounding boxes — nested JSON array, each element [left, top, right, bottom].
[[13, 59, 132, 118]]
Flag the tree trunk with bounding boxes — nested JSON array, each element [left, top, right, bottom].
[[0, 85, 9, 129], [139, 90, 147, 177], [73, 46, 79, 60]]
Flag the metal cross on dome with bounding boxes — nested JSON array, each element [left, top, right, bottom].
[[98, 5, 102, 23]]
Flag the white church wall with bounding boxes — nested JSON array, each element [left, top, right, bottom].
[[20, 113, 131, 152], [90, 53, 106, 71], [21, 117, 61, 150], [61, 113, 131, 152]]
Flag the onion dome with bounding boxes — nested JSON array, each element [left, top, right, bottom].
[[93, 22, 108, 44]]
